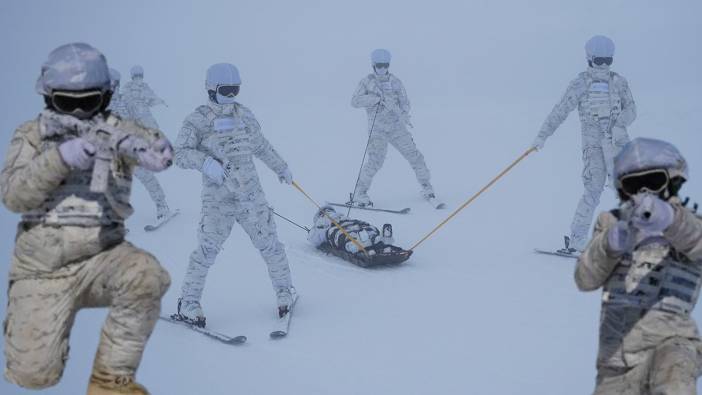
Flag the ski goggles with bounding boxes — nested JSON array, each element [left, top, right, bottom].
[[619, 168, 669, 196], [592, 57, 613, 66], [216, 84, 240, 97], [51, 90, 105, 115], [373, 63, 390, 69]]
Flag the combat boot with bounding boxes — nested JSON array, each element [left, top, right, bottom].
[[87, 373, 149, 395]]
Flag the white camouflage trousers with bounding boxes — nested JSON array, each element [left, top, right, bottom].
[[180, 185, 292, 303], [569, 123, 629, 250], [4, 241, 170, 389], [133, 167, 168, 215], [355, 125, 431, 196], [593, 337, 701, 395]]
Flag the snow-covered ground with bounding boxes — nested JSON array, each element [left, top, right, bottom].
[[1, 1, 701, 394]]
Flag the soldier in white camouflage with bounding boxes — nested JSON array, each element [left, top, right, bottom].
[[532, 35, 637, 253], [1, 43, 173, 395], [350, 48, 438, 207], [109, 67, 173, 222], [576, 138, 702, 394], [173, 63, 295, 327]]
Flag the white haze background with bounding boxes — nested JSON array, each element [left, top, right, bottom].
[[1, 1, 701, 394]]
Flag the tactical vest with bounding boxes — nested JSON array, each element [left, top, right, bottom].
[[197, 105, 261, 193], [581, 73, 622, 130], [23, 113, 134, 226], [602, 241, 702, 316]]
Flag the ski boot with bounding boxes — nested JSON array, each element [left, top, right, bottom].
[[348, 191, 373, 208], [421, 183, 445, 209], [174, 298, 206, 328], [556, 236, 579, 255], [276, 287, 296, 318], [87, 373, 149, 395], [156, 203, 171, 222]]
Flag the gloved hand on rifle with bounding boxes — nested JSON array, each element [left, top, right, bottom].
[[59, 138, 96, 170], [607, 193, 675, 255], [120, 136, 174, 172], [201, 156, 227, 185], [277, 167, 293, 185]]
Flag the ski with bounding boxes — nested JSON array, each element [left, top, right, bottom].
[[328, 203, 410, 215], [159, 315, 247, 345], [144, 209, 180, 232], [270, 294, 299, 339], [427, 197, 446, 209], [534, 249, 579, 260]]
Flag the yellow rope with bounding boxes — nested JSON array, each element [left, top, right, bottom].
[[410, 147, 537, 251], [292, 181, 369, 255]]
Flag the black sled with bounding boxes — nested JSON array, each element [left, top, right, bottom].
[[318, 243, 413, 268]]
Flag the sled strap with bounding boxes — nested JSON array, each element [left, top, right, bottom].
[[292, 181, 369, 255], [410, 147, 536, 251]]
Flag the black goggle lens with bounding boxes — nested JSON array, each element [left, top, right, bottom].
[[374, 63, 390, 69], [216, 85, 240, 97], [51, 90, 104, 114], [620, 170, 669, 196], [593, 57, 613, 66]]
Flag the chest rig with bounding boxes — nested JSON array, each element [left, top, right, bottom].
[[199, 105, 260, 192], [24, 113, 133, 226], [602, 241, 702, 316], [582, 73, 622, 132]]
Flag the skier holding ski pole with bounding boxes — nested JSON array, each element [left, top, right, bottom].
[[532, 35, 637, 255], [349, 49, 443, 209]]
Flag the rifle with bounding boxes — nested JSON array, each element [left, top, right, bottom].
[[41, 111, 155, 193]]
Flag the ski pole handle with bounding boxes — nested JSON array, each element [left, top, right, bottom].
[[291, 181, 369, 255]]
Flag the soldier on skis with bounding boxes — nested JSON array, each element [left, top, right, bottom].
[[1, 43, 173, 395], [172, 63, 296, 328], [532, 35, 637, 254], [576, 138, 702, 393], [109, 66, 175, 226], [350, 49, 442, 209]]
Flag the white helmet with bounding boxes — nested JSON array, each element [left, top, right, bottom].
[[614, 138, 688, 196], [130, 65, 144, 79], [206, 63, 241, 105], [371, 49, 391, 65], [36, 42, 111, 96], [585, 35, 615, 60]]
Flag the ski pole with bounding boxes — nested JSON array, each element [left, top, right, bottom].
[[409, 147, 537, 251], [272, 209, 310, 232], [347, 103, 381, 216], [291, 181, 369, 255]]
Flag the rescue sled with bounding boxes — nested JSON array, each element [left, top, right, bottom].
[[318, 243, 413, 268]]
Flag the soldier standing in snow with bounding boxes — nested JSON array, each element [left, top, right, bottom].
[[1, 43, 173, 395], [350, 49, 441, 208], [173, 63, 295, 327], [532, 35, 637, 253], [576, 138, 702, 393]]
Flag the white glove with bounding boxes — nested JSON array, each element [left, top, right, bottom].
[[278, 167, 293, 184], [201, 156, 226, 185], [630, 193, 674, 237], [607, 220, 634, 255], [532, 135, 546, 151], [58, 138, 96, 170]]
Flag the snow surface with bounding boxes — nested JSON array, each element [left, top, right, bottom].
[[1, 1, 701, 394]]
